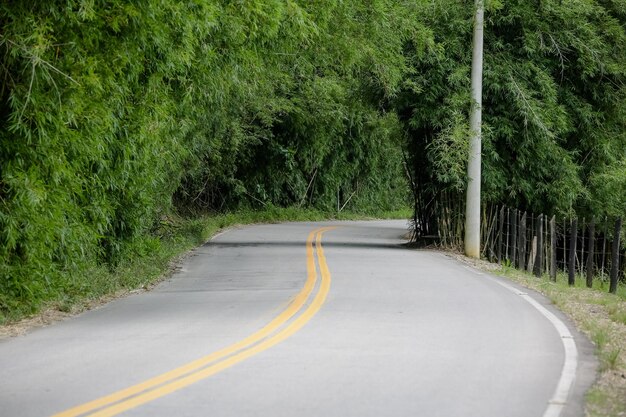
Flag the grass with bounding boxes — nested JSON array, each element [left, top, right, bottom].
[[592, 327, 610, 351], [601, 347, 622, 372], [484, 264, 626, 417], [0, 206, 411, 329]]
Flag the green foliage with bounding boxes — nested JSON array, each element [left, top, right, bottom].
[[398, 0, 626, 230], [0, 1, 415, 315], [1, 0, 203, 312], [2, 0, 625, 317], [175, 0, 418, 213]]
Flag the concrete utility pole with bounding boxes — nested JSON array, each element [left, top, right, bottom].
[[465, 0, 484, 259]]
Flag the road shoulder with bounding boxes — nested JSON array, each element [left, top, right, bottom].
[[443, 251, 623, 417]]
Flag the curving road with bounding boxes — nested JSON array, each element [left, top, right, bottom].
[[0, 220, 596, 417]]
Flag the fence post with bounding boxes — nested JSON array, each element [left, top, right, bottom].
[[563, 218, 567, 272], [550, 215, 556, 281], [486, 206, 497, 261], [505, 208, 511, 261], [542, 214, 552, 276], [534, 214, 543, 277], [568, 218, 577, 286], [580, 217, 586, 277], [609, 217, 622, 294], [601, 217, 607, 280], [519, 212, 527, 271], [497, 206, 504, 264], [586, 219, 595, 288], [511, 210, 518, 268]]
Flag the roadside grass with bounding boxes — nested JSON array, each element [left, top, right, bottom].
[[0, 206, 411, 334], [490, 266, 626, 417]]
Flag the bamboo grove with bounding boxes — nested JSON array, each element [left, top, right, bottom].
[[2, 1, 626, 313]]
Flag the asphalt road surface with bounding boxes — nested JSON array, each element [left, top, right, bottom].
[[0, 220, 596, 417]]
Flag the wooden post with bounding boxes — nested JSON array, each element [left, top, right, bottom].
[[497, 206, 504, 264], [505, 208, 510, 261], [490, 206, 497, 261], [534, 214, 543, 277], [511, 210, 518, 268], [542, 214, 552, 276], [563, 217, 567, 272], [528, 236, 536, 273], [586, 219, 595, 288], [580, 217, 586, 277], [601, 217, 607, 280], [568, 218, 577, 286], [550, 215, 557, 281], [483, 206, 494, 260], [529, 213, 536, 252], [519, 212, 527, 271], [609, 217, 622, 294], [528, 213, 535, 273]]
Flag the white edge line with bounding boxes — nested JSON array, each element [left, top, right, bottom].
[[462, 264, 578, 417]]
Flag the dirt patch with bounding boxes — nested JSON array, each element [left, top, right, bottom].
[[444, 250, 501, 272], [0, 241, 199, 341], [0, 308, 74, 339], [0, 288, 139, 340]]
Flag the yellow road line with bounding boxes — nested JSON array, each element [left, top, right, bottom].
[[52, 226, 335, 417], [87, 227, 335, 417]]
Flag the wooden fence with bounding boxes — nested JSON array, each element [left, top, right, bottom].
[[432, 204, 624, 294]]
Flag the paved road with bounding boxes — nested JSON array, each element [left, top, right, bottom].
[[0, 220, 595, 417]]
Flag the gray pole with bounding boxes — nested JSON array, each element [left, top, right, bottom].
[[465, 0, 484, 258]]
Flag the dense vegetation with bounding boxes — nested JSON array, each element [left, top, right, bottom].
[[1, 0, 625, 315], [400, 0, 626, 236], [0, 0, 415, 314]]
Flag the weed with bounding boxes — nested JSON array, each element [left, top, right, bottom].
[[592, 328, 610, 351], [600, 348, 621, 372], [610, 309, 626, 325]]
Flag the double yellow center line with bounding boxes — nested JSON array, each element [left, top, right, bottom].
[[52, 226, 336, 417]]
